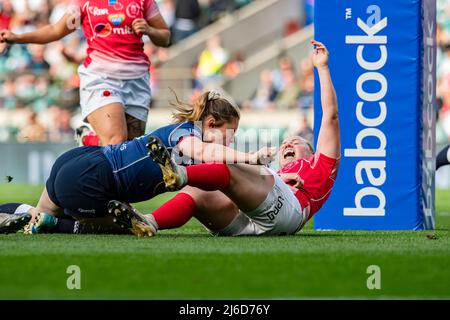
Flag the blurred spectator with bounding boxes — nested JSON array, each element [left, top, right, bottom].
[[173, 0, 201, 43], [274, 70, 300, 110], [295, 114, 314, 145], [196, 35, 229, 89], [158, 0, 176, 31], [437, 0, 450, 143], [298, 76, 314, 114], [223, 52, 244, 79], [242, 69, 277, 111], [209, 0, 235, 20], [298, 57, 314, 114], [18, 111, 46, 142], [48, 107, 75, 143], [0, 0, 14, 30], [272, 55, 296, 92], [28, 44, 50, 74], [271, 56, 300, 110], [144, 41, 169, 96], [49, 0, 70, 24]]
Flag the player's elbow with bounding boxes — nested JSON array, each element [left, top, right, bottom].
[[157, 30, 171, 47], [323, 110, 339, 122], [162, 31, 171, 47]]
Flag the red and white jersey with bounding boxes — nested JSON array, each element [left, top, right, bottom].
[[70, 0, 161, 79], [278, 153, 339, 223]]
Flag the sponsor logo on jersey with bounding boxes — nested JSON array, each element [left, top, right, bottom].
[[112, 25, 135, 35], [109, 14, 125, 26], [94, 23, 113, 38], [88, 6, 109, 16], [108, 0, 118, 6], [126, 2, 142, 18]]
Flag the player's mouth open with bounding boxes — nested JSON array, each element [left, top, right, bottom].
[[283, 149, 295, 160]]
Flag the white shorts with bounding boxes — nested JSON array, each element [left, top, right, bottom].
[[78, 65, 152, 122], [212, 168, 305, 236]]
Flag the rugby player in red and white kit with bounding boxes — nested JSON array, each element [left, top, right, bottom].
[[0, 0, 170, 145], [112, 40, 340, 237]]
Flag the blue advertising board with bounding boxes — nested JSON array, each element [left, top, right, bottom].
[[314, 0, 436, 230]]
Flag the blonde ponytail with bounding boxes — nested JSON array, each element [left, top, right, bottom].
[[171, 90, 240, 125]]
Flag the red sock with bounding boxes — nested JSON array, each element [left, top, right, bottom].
[[149, 193, 196, 230], [82, 133, 100, 146], [185, 163, 231, 191]]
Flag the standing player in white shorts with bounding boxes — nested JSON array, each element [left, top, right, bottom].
[[0, 0, 170, 145], [111, 40, 340, 237]]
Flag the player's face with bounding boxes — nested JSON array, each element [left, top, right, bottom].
[[204, 117, 239, 146], [279, 137, 312, 168]]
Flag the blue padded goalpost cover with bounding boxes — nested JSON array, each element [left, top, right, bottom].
[[313, 0, 436, 230]]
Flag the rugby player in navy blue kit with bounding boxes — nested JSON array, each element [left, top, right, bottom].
[[9, 91, 275, 235]]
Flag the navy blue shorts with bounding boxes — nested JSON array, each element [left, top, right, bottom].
[[46, 146, 118, 219]]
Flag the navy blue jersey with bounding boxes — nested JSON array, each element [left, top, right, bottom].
[[102, 122, 202, 203]]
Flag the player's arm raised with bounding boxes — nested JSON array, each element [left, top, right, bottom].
[[0, 13, 77, 45], [312, 40, 340, 160], [178, 136, 276, 165]]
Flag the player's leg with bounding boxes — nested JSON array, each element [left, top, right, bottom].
[[25, 146, 118, 234], [145, 188, 238, 231], [29, 210, 129, 235], [0, 213, 31, 234], [436, 144, 450, 170], [148, 136, 274, 212], [182, 187, 240, 231], [122, 75, 151, 140], [0, 203, 32, 234], [24, 187, 64, 234], [109, 187, 240, 236], [125, 114, 146, 140], [78, 65, 130, 146], [0, 203, 126, 235], [35, 187, 63, 216], [0, 203, 33, 215], [87, 103, 128, 145]]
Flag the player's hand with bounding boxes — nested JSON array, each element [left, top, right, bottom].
[[311, 40, 329, 69], [132, 19, 151, 37], [0, 29, 18, 44], [279, 173, 304, 188], [251, 147, 277, 165]]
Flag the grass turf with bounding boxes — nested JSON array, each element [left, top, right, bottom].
[[0, 183, 449, 299]]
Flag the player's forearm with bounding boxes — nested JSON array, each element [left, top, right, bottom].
[[179, 138, 259, 165], [201, 143, 252, 164], [146, 28, 171, 47], [16, 25, 68, 44], [317, 66, 338, 120]]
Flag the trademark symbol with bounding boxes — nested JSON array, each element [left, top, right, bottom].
[[346, 8, 352, 20]]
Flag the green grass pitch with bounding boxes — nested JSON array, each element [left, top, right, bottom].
[[0, 183, 449, 299]]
